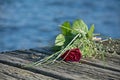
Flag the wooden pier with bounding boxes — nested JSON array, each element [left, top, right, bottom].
[[0, 47, 120, 80]]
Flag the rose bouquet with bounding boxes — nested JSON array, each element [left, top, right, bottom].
[[34, 19, 105, 65]]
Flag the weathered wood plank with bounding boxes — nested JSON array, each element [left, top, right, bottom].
[[30, 48, 120, 67], [0, 54, 78, 80], [0, 48, 120, 80], [0, 63, 57, 80], [3, 48, 120, 71], [0, 71, 17, 80]]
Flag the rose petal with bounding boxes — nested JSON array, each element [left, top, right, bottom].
[[61, 48, 82, 62]]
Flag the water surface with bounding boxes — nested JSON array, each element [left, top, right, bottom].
[[0, 0, 120, 52]]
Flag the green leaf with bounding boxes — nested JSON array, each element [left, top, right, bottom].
[[87, 24, 95, 40], [55, 34, 65, 46], [52, 46, 62, 51], [64, 35, 74, 47], [61, 21, 71, 36], [72, 19, 88, 35]]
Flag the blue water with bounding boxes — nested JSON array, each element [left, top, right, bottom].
[[0, 0, 120, 52]]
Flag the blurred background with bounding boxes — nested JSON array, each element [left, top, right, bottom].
[[0, 0, 120, 52]]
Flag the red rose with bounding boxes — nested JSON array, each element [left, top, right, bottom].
[[61, 48, 82, 62]]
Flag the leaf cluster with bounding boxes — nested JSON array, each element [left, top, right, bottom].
[[34, 19, 105, 65], [54, 19, 94, 50], [54, 19, 104, 58]]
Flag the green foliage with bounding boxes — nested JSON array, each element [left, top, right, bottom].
[[55, 34, 65, 46], [87, 24, 95, 40], [72, 19, 88, 35], [61, 21, 71, 36], [34, 19, 105, 65], [54, 19, 104, 58], [54, 19, 89, 49], [55, 19, 104, 59]]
